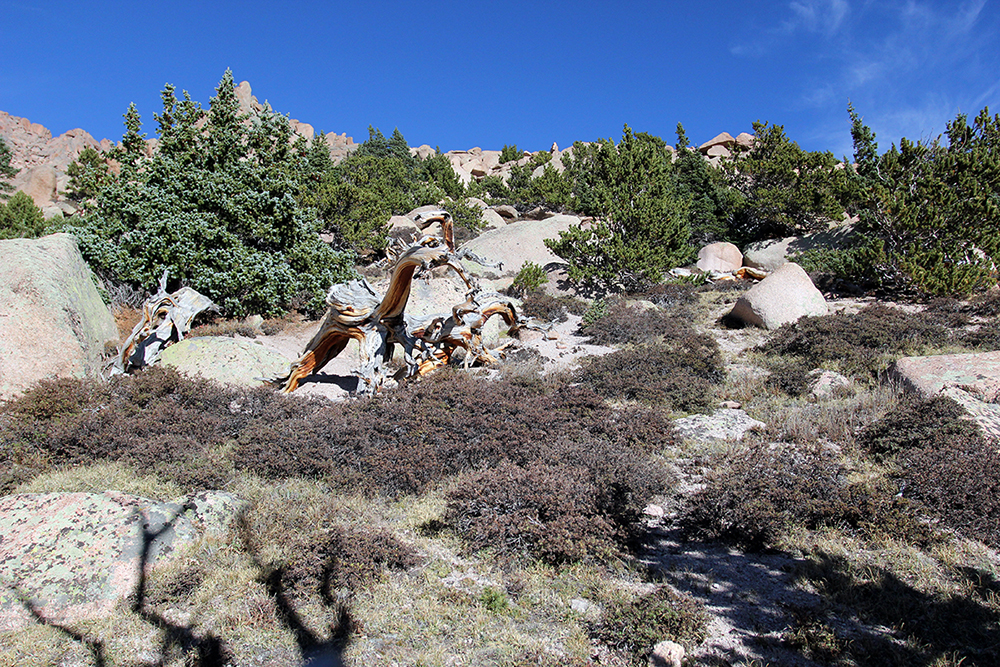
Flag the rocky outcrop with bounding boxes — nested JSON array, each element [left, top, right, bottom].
[[0, 233, 119, 400], [458, 214, 582, 277], [727, 262, 828, 329], [0, 490, 245, 631], [696, 242, 743, 273], [889, 351, 1000, 443], [160, 336, 290, 387]]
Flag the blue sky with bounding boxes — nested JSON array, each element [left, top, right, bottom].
[[2, 1, 998, 158]]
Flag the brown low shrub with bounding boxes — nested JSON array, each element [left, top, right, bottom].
[[518, 291, 587, 323], [445, 460, 618, 564], [680, 442, 931, 550], [281, 526, 419, 603], [759, 303, 950, 381], [577, 297, 683, 346], [859, 395, 982, 462], [863, 396, 1000, 547], [577, 334, 724, 412]]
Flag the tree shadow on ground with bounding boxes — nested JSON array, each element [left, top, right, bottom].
[[17, 503, 230, 666], [642, 527, 1000, 666], [298, 372, 359, 394], [237, 514, 352, 667]]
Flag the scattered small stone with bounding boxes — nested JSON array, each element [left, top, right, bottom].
[[644, 504, 665, 518], [649, 639, 685, 667]]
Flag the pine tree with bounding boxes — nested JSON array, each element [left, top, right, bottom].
[[546, 125, 693, 291], [0, 136, 17, 198], [71, 71, 356, 317]]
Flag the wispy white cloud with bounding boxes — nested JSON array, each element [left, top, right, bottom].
[[785, 0, 851, 35], [730, 0, 851, 56]]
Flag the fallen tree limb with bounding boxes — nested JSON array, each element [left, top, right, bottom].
[[111, 270, 218, 376]]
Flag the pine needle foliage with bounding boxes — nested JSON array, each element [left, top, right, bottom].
[[546, 126, 694, 291], [69, 70, 356, 317]]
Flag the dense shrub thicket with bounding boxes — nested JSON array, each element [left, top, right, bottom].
[[62, 68, 1000, 304], [0, 367, 674, 562], [544, 127, 693, 291], [721, 120, 855, 245], [806, 105, 1000, 296], [758, 303, 950, 383], [680, 441, 933, 550], [860, 395, 1000, 547]]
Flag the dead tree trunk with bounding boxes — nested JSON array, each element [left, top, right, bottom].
[[268, 214, 550, 394]]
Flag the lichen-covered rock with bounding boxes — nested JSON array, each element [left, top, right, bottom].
[[0, 233, 119, 400], [727, 262, 828, 330], [889, 351, 1000, 443], [673, 408, 765, 443], [159, 336, 290, 387], [808, 369, 853, 401], [0, 490, 245, 631]]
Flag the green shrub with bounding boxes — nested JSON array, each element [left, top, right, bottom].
[[0, 136, 16, 197], [845, 105, 1000, 296], [673, 123, 733, 246], [592, 587, 708, 665], [546, 127, 694, 291], [70, 71, 356, 317], [65, 146, 113, 213], [509, 261, 549, 297], [0, 190, 47, 239], [441, 197, 485, 240], [306, 127, 456, 255]]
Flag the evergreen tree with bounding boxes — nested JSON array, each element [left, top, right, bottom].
[[722, 120, 851, 245], [65, 147, 113, 211], [546, 126, 693, 291], [71, 70, 356, 317], [306, 127, 462, 253], [0, 191, 47, 239], [673, 123, 731, 246], [0, 136, 19, 199], [845, 105, 1000, 295]]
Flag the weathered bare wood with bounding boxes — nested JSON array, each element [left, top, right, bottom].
[[268, 216, 550, 395], [111, 270, 217, 375]]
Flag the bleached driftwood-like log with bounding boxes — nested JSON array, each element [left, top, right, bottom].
[[111, 270, 217, 375], [268, 212, 551, 394]]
